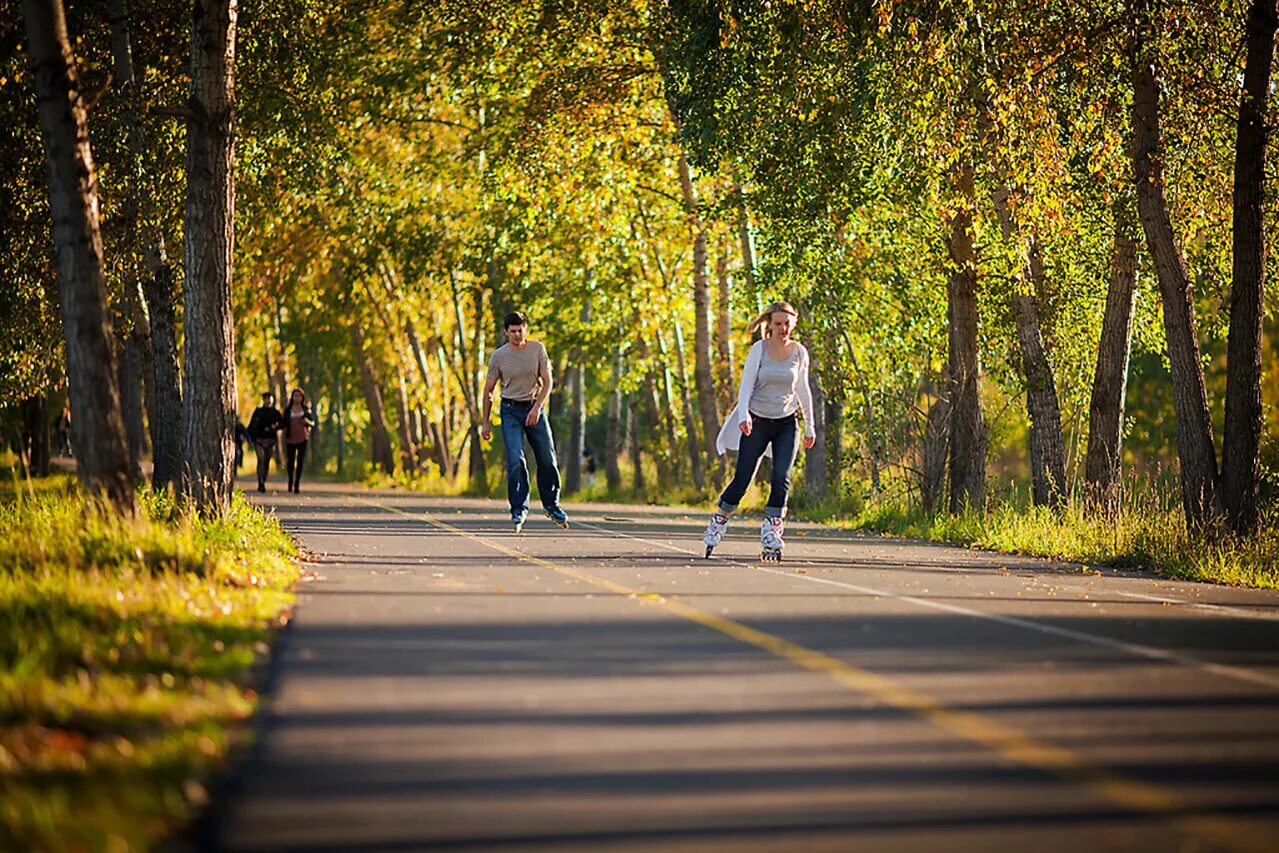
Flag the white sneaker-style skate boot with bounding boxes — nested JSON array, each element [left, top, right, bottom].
[[703, 513, 729, 558], [760, 516, 784, 562]]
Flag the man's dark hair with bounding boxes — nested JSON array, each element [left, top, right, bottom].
[[503, 311, 528, 329]]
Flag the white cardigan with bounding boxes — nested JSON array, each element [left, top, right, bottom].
[[715, 339, 816, 456]]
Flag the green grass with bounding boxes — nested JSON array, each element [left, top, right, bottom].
[[820, 497, 1279, 590], [0, 472, 298, 851]]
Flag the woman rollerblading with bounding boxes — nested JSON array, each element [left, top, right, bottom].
[[703, 300, 817, 557]]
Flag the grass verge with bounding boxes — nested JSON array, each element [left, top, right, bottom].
[[821, 498, 1279, 590], [0, 472, 298, 851]]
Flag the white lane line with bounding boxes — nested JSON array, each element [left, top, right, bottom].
[[574, 519, 1279, 691], [1110, 589, 1279, 621]]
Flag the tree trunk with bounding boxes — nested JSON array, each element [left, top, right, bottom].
[[681, 156, 720, 477], [107, 0, 181, 492], [738, 197, 757, 293], [1131, 4, 1222, 525], [993, 187, 1067, 507], [628, 396, 645, 493], [563, 362, 584, 493], [1084, 216, 1139, 505], [841, 329, 883, 497], [947, 163, 986, 514], [605, 350, 623, 491], [350, 321, 395, 475], [635, 326, 677, 482], [393, 372, 416, 472], [20, 394, 51, 478], [405, 318, 454, 479], [1222, 0, 1278, 535], [826, 396, 844, 497], [715, 232, 735, 412], [668, 323, 705, 490], [22, 0, 133, 508], [119, 330, 147, 481], [803, 368, 828, 500], [182, 0, 238, 510], [563, 301, 591, 493], [142, 240, 182, 490], [1014, 288, 1068, 507], [921, 375, 951, 515]]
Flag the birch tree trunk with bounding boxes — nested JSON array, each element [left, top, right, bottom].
[[1222, 0, 1278, 535], [406, 318, 455, 479], [182, 0, 238, 510], [393, 372, 417, 472], [1084, 216, 1139, 505], [635, 326, 676, 483], [605, 350, 623, 491], [628, 397, 645, 493], [1131, 2, 1222, 525], [350, 321, 395, 475], [947, 163, 986, 514], [681, 156, 720, 476], [669, 323, 705, 490], [22, 0, 133, 508], [803, 368, 828, 500], [715, 233, 735, 412]]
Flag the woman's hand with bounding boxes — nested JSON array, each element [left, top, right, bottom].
[[739, 418, 752, 436], [804, 435, 816, 449], [479, 423, 492, 442]]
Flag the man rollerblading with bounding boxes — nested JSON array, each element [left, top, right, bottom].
[[478, 311, 571, 531]]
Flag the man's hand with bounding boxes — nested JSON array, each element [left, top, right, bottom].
[[804, 435, 816, 449], [739, 418, 752, 437], [524, 406, 541, 427], [479, 423, 492, 442]]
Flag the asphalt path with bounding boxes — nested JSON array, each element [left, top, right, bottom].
[[215, 483, 1279, 852]]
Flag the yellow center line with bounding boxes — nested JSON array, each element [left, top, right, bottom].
[[356, 498, 1276, 853]]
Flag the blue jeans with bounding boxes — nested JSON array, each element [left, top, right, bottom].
[[500, 398, 562, 517], [718, 413, 798, 518]]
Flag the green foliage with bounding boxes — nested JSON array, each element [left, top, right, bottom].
[[0, 478, 297, 851]]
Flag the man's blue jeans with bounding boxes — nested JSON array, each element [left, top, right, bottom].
[[500, 398, 562, 517]]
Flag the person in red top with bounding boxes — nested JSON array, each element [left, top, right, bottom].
[[282, 388, 316, 494]]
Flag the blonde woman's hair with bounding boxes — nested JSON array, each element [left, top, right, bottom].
[[748, 301, 799, 338]]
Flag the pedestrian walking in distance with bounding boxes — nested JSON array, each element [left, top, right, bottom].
[[478, 311, 570, 532], [282, 388, 316, 494], [247, 391, 284, 493], [704, 300, 817, 561]]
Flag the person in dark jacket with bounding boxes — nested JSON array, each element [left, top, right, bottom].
[[233, 422, 248, 472], [247, 392, 284, 492], [281, 388, 316, 493]]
